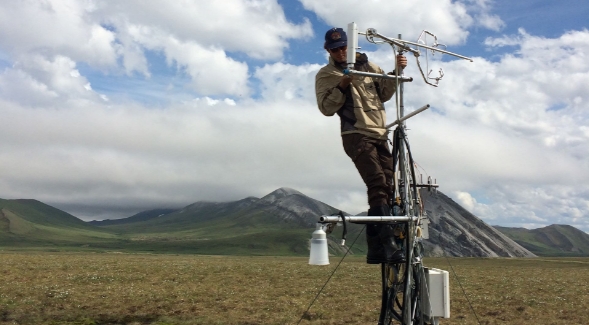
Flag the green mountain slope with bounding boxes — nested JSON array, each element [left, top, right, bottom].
[[0, 199, 92, 228], [0, 199, 119, 248], [91, 189, 362, 256], [494, 224, 589, 256], [89, 208, 178, 226], [0, 190, 359, 256]]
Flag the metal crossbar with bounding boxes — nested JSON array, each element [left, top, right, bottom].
[[319, 216, 417, 223]]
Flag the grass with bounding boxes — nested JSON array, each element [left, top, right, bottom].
[[0, 252, 588, 325]]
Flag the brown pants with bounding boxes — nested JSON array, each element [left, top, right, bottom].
[[342, 133, 394, 208]]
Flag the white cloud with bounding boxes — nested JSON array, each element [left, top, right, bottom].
[[96, 0, 313, 60], [0, 92, 357, 219], [124, 24, 250, 96], [0, 54, 104, 106], [0, 0, 117, 68], [0, 0, 313, 98], [254, 62, 322, 102], [300, 0, 485, 45]]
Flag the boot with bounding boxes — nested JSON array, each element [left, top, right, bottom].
[[366, 224, 385, 264], [380, 225, 406, 264], [365, 205, 391, 264]]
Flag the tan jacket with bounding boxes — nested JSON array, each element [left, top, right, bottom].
[[315, 57, 397, 139]]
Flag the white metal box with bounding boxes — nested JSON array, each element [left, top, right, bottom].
[[426, 268, 450, 319]]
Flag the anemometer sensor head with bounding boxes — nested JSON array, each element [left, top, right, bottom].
[[324, 27, 347, 50]]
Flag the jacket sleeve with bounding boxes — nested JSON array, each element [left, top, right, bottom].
[[315, 68, 346, 116], [368, 62, 397, 103]]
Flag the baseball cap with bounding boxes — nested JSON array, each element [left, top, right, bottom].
[[324, 27, 347, 50]]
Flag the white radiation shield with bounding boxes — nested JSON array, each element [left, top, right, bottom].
[[309, 224, 329, 265]]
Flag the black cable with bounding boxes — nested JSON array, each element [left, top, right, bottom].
[[442, 241, 482, 324], [295, 224, 365, 325], [401, 129, 418, 203], [339, 211, 347, 245]]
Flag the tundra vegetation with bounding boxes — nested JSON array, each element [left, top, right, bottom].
[[0, 252, 587, 325]]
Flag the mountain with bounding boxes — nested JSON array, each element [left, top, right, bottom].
[[0, 198, 117, 247], [89, 208, 178, 226], [89, 188, 355, 255], [92, 188, 534, 257], [494, 224, 589, 256], [94, 188, 342, 233], [1, 199, 91, 228], [420, 190, 536, 257], [0, 188, 550, 257]]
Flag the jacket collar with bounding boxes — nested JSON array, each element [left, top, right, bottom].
[[329, 56, 348, 70]]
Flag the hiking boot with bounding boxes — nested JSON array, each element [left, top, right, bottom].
[[366, 224, 385, 264], [380, 225, 406, 264], [365, 205, 391, 264]]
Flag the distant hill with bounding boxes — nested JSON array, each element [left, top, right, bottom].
[[0, 198, 118, 248], [89, 208, 178, 226], [494, 224, 589, 256], [1, 199, 91, 228]]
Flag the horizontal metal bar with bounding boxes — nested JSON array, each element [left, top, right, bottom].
[[344, 69, 413, 82], [386, 104, 430, 129], [319, 215, 416, 224], [368, 30, 473, 62]]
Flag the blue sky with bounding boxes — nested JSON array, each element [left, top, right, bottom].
[[0, 0, 588, 232]]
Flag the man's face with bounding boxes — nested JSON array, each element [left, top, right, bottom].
[[327, 45, 347, 64]]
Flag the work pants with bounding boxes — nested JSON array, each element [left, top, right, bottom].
[[342, 133, 394, 208]]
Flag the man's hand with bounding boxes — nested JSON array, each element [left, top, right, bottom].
[[338, 74, 354, 89], [396, 55, 408, 70]]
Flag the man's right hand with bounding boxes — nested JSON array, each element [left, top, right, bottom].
[[339, 74, 354, 89]]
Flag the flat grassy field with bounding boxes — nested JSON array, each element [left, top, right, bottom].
[[0, 252, 587, 325]]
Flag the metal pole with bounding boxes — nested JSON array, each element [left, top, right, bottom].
[[319, 216, 417, 223], [344, 69, 413, 82], [398, 34, 405, 119], [386, 105, 430, 129]]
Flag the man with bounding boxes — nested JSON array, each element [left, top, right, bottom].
[[315, 27, 407, 264]]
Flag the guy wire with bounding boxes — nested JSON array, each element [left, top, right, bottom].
[[295, 224, 365, 325], [442, 243, 482, 325]]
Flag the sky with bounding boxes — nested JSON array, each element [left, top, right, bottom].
[[0, 0, 588, 232]]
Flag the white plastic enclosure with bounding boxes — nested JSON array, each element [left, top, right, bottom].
[[426, 268, 451, 318]]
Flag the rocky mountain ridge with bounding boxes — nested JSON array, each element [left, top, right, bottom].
[[420, 190, 535, 257], [5, 188, 586, 257], [90, 187, 536, 257]]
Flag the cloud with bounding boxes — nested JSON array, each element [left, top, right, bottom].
[[254, 62, 322, 102], [0, 87, 359, 219], [95, 0, 313, 60], [299, 0, 493, 45], [0, 54, 104, 106], [124, 24, 250, 96], [0, 0, 313, 98], [0, 0, 117, 68]]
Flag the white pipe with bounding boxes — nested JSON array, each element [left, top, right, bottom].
[[386, 104, 430, 129], [319, 216, 417, 223]]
